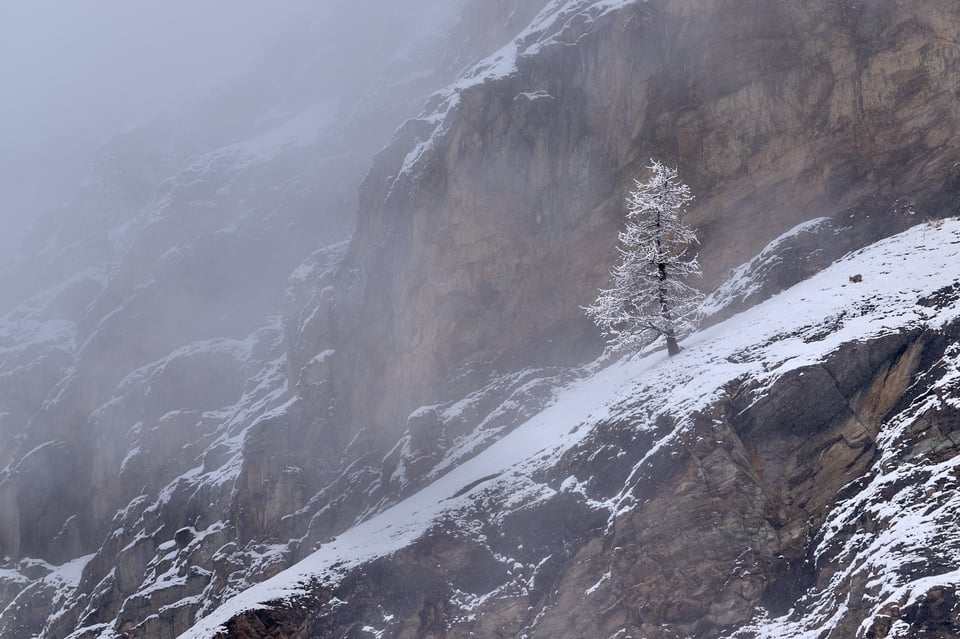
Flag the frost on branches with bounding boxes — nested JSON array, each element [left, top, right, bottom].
[[586, 161, 703, 356]]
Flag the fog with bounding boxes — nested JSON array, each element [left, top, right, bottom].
[[0, 0, 313, 251]]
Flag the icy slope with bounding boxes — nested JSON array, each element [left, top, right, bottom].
[[184, 219, 960, 637]]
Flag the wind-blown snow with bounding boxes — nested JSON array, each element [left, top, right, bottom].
[[183, 219, 960, 638]]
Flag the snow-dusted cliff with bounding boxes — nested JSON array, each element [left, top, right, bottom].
[[183, 218, 960, 638], [1, 0, 960, 638]]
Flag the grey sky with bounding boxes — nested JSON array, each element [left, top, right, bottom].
[[0, 1, 312, 249]]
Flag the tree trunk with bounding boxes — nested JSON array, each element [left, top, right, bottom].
[[657, 259, 680, 355], [666, 333, 680, 356]]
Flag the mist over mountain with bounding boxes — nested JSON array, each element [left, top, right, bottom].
[[1, 1, 959, 638], [0, 1, 318, 252]]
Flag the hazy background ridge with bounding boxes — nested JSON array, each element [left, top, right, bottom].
[[0, 0, 315, 251]]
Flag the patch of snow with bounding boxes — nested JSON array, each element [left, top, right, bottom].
[[515, 90, 554, 101], [120, 446, 142, 474], [585, 569, 612, 595], [312, 349, 335, 364]]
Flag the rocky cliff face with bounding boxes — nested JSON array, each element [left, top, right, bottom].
[[0, 2, 485, 635], [1, 1, 960, 638], [329, 0, 960, 450]]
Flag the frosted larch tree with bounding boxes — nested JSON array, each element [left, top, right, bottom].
[[586, 160, 703, 355]]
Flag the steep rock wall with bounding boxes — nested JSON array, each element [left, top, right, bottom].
[[329, 0, 960, 446]]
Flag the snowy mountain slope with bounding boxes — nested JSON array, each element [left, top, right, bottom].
[[2, 3, 606, 636], [3, 0, 960, 637], [180, 219, 960, 637]]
